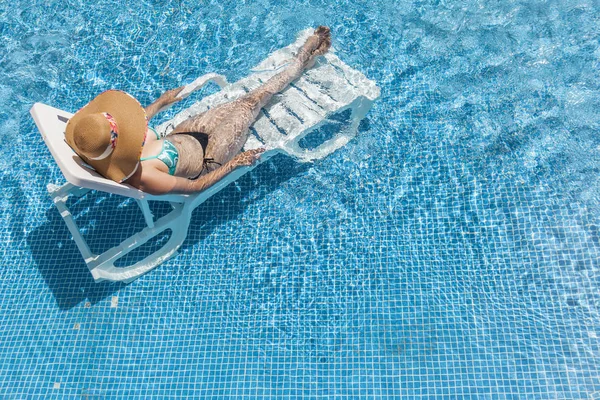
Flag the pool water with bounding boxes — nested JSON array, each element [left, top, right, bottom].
[[1, 0, 600, 398]]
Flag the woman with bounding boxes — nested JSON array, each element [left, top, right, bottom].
[[65, 27, 331, 195]]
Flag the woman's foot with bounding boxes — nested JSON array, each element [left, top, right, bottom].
[[296, 26, 332, 67], [312, 26, 331, 57]]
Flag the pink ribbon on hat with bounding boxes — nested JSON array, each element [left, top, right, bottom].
[[88, 112, 119, 161]]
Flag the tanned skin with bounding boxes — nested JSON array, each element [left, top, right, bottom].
[[126, 27, 332, 195]]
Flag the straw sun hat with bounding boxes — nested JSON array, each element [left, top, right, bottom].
[[65, 90, 148, 183]]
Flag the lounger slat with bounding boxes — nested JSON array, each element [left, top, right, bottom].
[[203, 85, 247, 108], [184, 103, 210, 117], [303, 63, 361, 104], [155, 102, 211, 136], [293, 78, 343, 114], [278, 88, 327, 133], [263, 102, 302, 135], [177, 103, 209, 123], [235, 75, 267, 92], [282, 87, 327, 118], [243, 135, 263, 150], [327, 55, 380, 101], [251, 111, 286, 145], [257, 87, 327, 144]]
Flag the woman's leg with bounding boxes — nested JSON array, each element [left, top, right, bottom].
[[171, 27, 331, 168], [242, 26, 331, 113]]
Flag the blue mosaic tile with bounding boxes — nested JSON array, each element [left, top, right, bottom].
[[0, 0, 600, 398]]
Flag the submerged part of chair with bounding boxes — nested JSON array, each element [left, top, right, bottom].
[[30, 28, 380, 283], [156, 28, 380, 161]]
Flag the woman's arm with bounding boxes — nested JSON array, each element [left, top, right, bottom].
[[136, 148, 265, 195], [144, 87, 184, 120]]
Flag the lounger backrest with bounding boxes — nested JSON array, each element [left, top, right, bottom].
[[30, 103, 147, 199]]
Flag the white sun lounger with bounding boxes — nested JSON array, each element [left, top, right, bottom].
[[30, 28, 380, 283]]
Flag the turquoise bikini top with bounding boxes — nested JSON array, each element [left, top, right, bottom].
[[139, 127, 179, 175]]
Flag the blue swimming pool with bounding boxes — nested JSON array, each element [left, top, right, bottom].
[[1, 0, 600, 398]]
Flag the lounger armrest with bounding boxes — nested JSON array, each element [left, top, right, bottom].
[[158, 73, 229, 113]]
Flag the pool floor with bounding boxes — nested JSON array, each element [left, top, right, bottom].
[[1, 0, 600, 398]]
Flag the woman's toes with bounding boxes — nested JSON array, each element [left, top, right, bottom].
[[313, 36, 331, 56], [315, 26, 330, 36]]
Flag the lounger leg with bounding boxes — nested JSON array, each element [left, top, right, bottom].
[[135, 198, 155, 228], [89, 202, 193, 283], [47, 182, 192, 283], [48, 182, 96, 262]]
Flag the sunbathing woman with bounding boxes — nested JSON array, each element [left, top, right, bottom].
[[65, 27, 331, 195]]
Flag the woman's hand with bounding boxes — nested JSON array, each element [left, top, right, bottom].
[[231, 148, 266, 168], [159, 86, 185, 106], [145, 86, 186, 120], [134, 148, 267, 194]]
